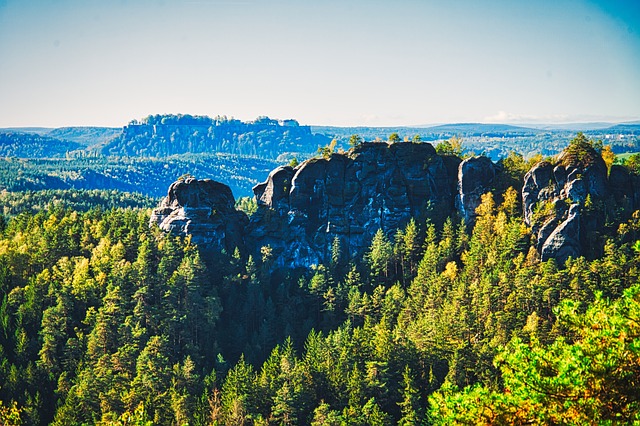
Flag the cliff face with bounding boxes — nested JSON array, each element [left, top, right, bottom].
[[522, 142, 640, 264], [456, 156, 496, 224], [150, 141, 640, 268], [250, 142, 460, 268], [102, 115, 329, 158], [149, 143, 479, 267]]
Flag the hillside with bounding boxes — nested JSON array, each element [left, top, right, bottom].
[[314, 122, 640, 160], [0, 153, 279, 198], [0, 132, 82, 158], [3, 117, 639, 164], [100, 114, 331, 158], [46, 127, 121, 146]]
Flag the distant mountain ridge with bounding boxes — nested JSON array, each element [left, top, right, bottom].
[[1, 116, 639, 163], [0, 132, 82, 158], [47, 127, 121, 146], [420, 122, 542, 134]]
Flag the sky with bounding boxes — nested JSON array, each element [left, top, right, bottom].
[[0, 0, 639, 128]]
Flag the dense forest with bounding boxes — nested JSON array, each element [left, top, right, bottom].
[[2, 115, 639, 205], [0, 133, 82, 159], [0, 154, 278, 199], [0, 135, 638, 425]]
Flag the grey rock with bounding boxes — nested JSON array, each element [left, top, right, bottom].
[[248, 142, 459, 268], [456, 156, 496, 225], [541, 204, 581, 264], [522, 143, 611, 264], [254, 166, 294, 214], [150, 177, 248, 253], [523, 161, 554, 226]]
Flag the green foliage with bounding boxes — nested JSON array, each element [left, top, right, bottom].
[[313, 125, 640, 161], [429, 285, 640, 424], [601, 144, 615, 171], [497, 151, 543, 193], [0, 400, 22, 425], [0, 164, 639, 425], [366, 229, 393, 282], [0, 205, 221, 424], [623, 153, 640, 174], [0, 153, 279, 198], [561, 132, 601, 168], [101, 404, 153, 426], [348, 134, 363, 147], [531, 199, 556, 226], [318, 139, 338, 159], [0, 189, 157, 216], [0, 132, 82, 158], [435, 136, 464, 156], [388, 133, 401, 143], [235, 196, 257, 217]]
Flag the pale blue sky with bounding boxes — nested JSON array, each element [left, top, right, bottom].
[[0, 0, 638, 127]]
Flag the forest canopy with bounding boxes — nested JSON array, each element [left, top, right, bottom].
[[0, 136, 639, 425]]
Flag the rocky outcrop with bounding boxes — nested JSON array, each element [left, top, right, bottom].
[[608, 165, 640, 211], [540, 204, 581, 265], [522, 142, 615, 263], [151, 140, 640, 269], [149, 143, 528, 269], [150, 177, 248, 253], [253, 166, 295, 214], [249, 142, 462, 268], [456, 156, 496, 224]]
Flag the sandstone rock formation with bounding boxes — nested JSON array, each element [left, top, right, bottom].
[[249, 142, 462, 268], [151, 139, 640, 269], [522, 140, 620, 264], [150, 177, 248, 253], [149, 144, 509, 269], [456, 156, 496, 225], [150, 139, 640, 269]]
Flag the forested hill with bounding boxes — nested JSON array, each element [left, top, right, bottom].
[[100, 115, 331, 158], [0, 133, 82, 158], [0, 135, 639, 424], [314, 122, 640, 160], [0, 154, 279, 199], [3, 117, 639, 162], [46, 127, 121, 146]]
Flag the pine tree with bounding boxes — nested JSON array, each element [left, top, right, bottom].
[[367, 229, 393, 283], [398, 366, 422, 425]]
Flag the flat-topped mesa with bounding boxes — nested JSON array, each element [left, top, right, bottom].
[[249, 142, 462, 268], [150, 177, 248, 253]]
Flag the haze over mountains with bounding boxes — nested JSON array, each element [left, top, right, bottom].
[[3, 115, 640, 158], [0, 114, 638, 199]]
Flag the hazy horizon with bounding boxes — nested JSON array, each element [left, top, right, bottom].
[[1, 0, 639, 128]]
